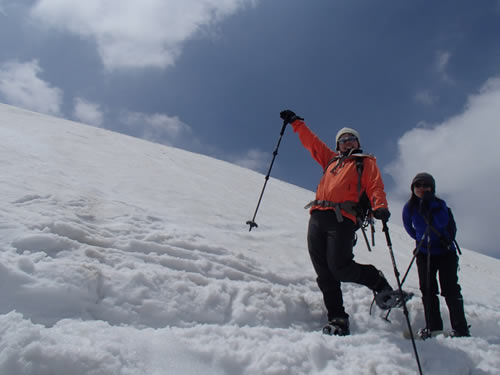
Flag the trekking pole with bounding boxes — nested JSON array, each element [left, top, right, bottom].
[[371, 219, 375, 246], [383, 251, 417, 322], [246, 120, 288, 231], [425, 213, 432, 341], [383, 235, 426, 321], [382, 221, 424, 375], [358, 216, 373, 252], [360, 225, 372, 251]]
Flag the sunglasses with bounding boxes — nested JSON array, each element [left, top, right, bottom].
[[338, 136, 358, 144], [414, 182, 432, 188]]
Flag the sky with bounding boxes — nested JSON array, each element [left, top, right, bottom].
[[1, 103, 500, 375], [0, 0, 500, 256]]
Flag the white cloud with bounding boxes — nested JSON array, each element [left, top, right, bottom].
[[73, 97, 104, 127], [386, 77, 500, 257], [413, 51, 452, 107], [0, 0, 8, 16], [122, 111, 192, 145], [30, 0, 256, 70], [232, 148, 269, 172], [435, 50, 453, 83], [435, 50, 451, 72], [0, 60, 62, 115]]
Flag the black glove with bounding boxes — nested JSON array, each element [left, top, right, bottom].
[[419, 191, 435, 213], [374, 207, 391, 222], [422, 190, 434, 202], [280, 110, 303, 125]]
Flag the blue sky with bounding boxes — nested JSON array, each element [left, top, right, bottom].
[[1, 0, 500, 257]]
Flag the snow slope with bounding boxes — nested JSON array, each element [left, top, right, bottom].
[[1, 103, 499, 375]]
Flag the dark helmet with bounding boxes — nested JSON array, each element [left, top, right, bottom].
[[411, 172, 436, 193]]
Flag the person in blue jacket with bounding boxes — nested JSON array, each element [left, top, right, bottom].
[[402, 172, 470, 339]]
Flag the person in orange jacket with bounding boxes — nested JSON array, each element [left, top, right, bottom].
[[280, 109, 410, 335]]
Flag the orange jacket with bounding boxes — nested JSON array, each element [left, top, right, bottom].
[[291, 119, 388, 223]]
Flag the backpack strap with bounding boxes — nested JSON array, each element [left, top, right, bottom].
[[322, 155, 345, 175], [353, 155, 365, 206], [322, 151, 371, 175]]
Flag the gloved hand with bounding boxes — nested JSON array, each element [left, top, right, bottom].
[[374, 207, 391, 222], [421, 190, 434, 202], [280, 110, 303, 125], [420, 191, 435, 213]]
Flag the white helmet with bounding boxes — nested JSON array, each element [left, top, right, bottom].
[[335, 127, 361, 150]]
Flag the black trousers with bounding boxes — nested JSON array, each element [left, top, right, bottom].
[[416, 251, 468, 332], [307, 210, 382, 320]]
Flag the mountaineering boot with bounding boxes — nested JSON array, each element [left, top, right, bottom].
[[403, 327, 446, 340], [322, 317, 350, 336], [375, 286, 413, 310], [416, 328, 442, 340], [449, 326, 471, 338], [371, 272, 413, 310]]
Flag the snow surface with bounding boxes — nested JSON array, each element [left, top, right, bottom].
[[1, 102, 499, 375]]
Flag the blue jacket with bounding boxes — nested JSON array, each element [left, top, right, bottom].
[[402, 197, 455, 255]]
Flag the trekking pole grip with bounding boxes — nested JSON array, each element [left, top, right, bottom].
[[280, 120, 287, 135], [382, 220, 392, 247]]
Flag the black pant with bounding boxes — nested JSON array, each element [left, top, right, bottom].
[[307, 210, 383, 320], [416, 251, 468, 332]]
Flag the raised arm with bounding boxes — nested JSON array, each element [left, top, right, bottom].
[[280, 109, 335, 168], [291, 119, 336, 168]]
